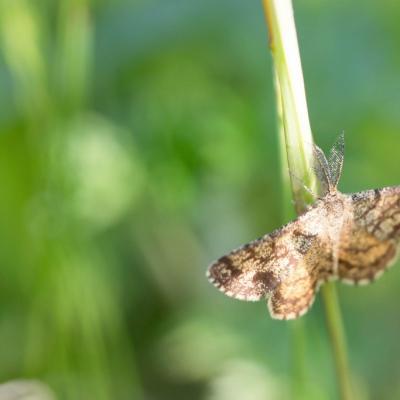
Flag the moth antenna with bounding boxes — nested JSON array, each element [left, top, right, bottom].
[[313, 145, 333, 193], [328, 132, 345, 188]]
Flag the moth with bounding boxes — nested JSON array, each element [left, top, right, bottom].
[[207, 134, 400, 320]]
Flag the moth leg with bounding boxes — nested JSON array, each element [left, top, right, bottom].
[[288, 171, 318, 200]]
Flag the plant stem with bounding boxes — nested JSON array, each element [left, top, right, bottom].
[[274, 65, 308, 400], [321, 282, 353, 400], [263, 0, 315, 213], [262, 1, 353, 399]]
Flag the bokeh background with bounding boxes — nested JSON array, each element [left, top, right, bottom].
[[0, 0, 399, 399]]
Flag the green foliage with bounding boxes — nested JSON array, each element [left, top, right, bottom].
[[0, 0, 399, 399]]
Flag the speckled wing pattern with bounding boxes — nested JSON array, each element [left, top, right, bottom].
[[338, 187, 400, 285], [207, 186, 400, 320], [207, 204, 336, 320]]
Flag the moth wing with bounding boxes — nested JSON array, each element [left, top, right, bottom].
[[338, 187, 400, 285], [207, 229, 284, 302], [207, 205, 335, 319], [268, 232, 334, 320]]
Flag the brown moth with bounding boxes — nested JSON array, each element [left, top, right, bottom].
[[207, 134, 400, 320]]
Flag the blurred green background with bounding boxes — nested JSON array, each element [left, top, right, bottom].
[[0, 0, 399, 399]]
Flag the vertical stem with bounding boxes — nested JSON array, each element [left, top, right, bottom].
[[274, 67, 307, 399], [263, 0, 316, 213], [321, 282, 353, 400], [262, 1, 353, 399]]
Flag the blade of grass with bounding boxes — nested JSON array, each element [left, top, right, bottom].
[[274, 68, 307, 399], [262, 1, 353, 399], [321, 281, 353, 400]]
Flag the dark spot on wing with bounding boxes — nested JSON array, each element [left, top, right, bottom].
[[252, 270, 278, 292]]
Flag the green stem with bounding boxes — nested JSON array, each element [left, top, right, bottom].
[[274, 63, 307, 400], [262, 1, 353, 399], [321, 282, 353, 400]]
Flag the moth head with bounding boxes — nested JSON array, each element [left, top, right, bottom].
[[313, 132, 345, 194]]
